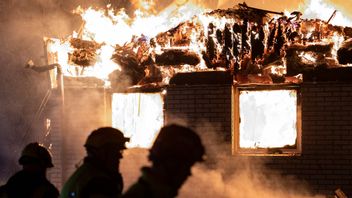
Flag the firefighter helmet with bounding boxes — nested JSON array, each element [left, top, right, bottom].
[[149, 124, 205, 163], [19, 142, 54, 168], [84, 127, 130, 150]]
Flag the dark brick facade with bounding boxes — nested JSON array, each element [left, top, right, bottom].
[[164, 81, 352, 196], [48, 78, 352, 196], [47, 87, 111, 190]]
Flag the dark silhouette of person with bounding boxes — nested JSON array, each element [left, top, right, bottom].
[[0, 142, 59, 198], [60, 127, 130, 198], [122, 124, 205, 198]]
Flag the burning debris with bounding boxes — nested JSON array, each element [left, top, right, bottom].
[[285, 42, 336, 75], [69, 38, 102, 67], [155, 49, 200, 66], [44, 2, 352, 89], [337, 38, 352, 64], [111, 42, 146, 85], [111, 3, 352, 86]]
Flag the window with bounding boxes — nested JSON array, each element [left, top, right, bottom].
[[232, 85, 301, 156], [112, 92, 164, 148]]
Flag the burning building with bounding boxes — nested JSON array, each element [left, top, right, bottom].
[[27, 0, 352, 197]]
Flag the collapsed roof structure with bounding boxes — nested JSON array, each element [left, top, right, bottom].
[[39, 2, 352, 89]]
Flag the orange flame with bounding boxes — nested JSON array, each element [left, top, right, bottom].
[[46, 0, 352, 86], [46, 2, 209, 85]]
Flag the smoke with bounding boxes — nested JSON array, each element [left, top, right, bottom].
[[180, 125, 322, 197], [0, 0, 84, 182], [120, 117, 325, 198], [120, 148, 150, 189], [329, 0, 352, 11], [0, 0, 350, 193], [217, 0, 304, 11], [217, 0, 352, 24], [128, 0, 219, 15], [179, 163, 325, 198], [186, 122, 325, 198], [189, 122, 325, 198], [316, 0, 352, 20], [120, 116, 326, 198], [299, 0, 352, 26]]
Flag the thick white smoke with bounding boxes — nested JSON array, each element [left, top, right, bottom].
[[120, 119, 325, 198]]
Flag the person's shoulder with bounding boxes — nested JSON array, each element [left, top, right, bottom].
[[5, 171, 29, 185], [80, 176, 123, 197], [31, 179, 59, 198], [44, 184, 60, 198], [0, 184, 7, 196], [45, 180, 59, 194], [79, 166, 124, 196]]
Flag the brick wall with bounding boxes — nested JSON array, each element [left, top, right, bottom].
[[62, 88, 110, 181], [46, 91, 64, 190], [165, 84, 232, 152], [48, 80, 352, 196], [164, 81, 352, 196], [265, 82, 352, 195], [48, 87, 111, 189]]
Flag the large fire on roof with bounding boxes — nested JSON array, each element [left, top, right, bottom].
[[36, 0, 352, 150], [36, 0, 352, 89], [15, 1, 352, 197]]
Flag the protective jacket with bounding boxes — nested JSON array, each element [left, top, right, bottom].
[[60, 157, 123, 198], [122, 167, 176, 198], [0, 170, 59, 198]]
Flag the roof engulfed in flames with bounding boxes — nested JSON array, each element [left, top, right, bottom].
[[45, 0, 352, 88]]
